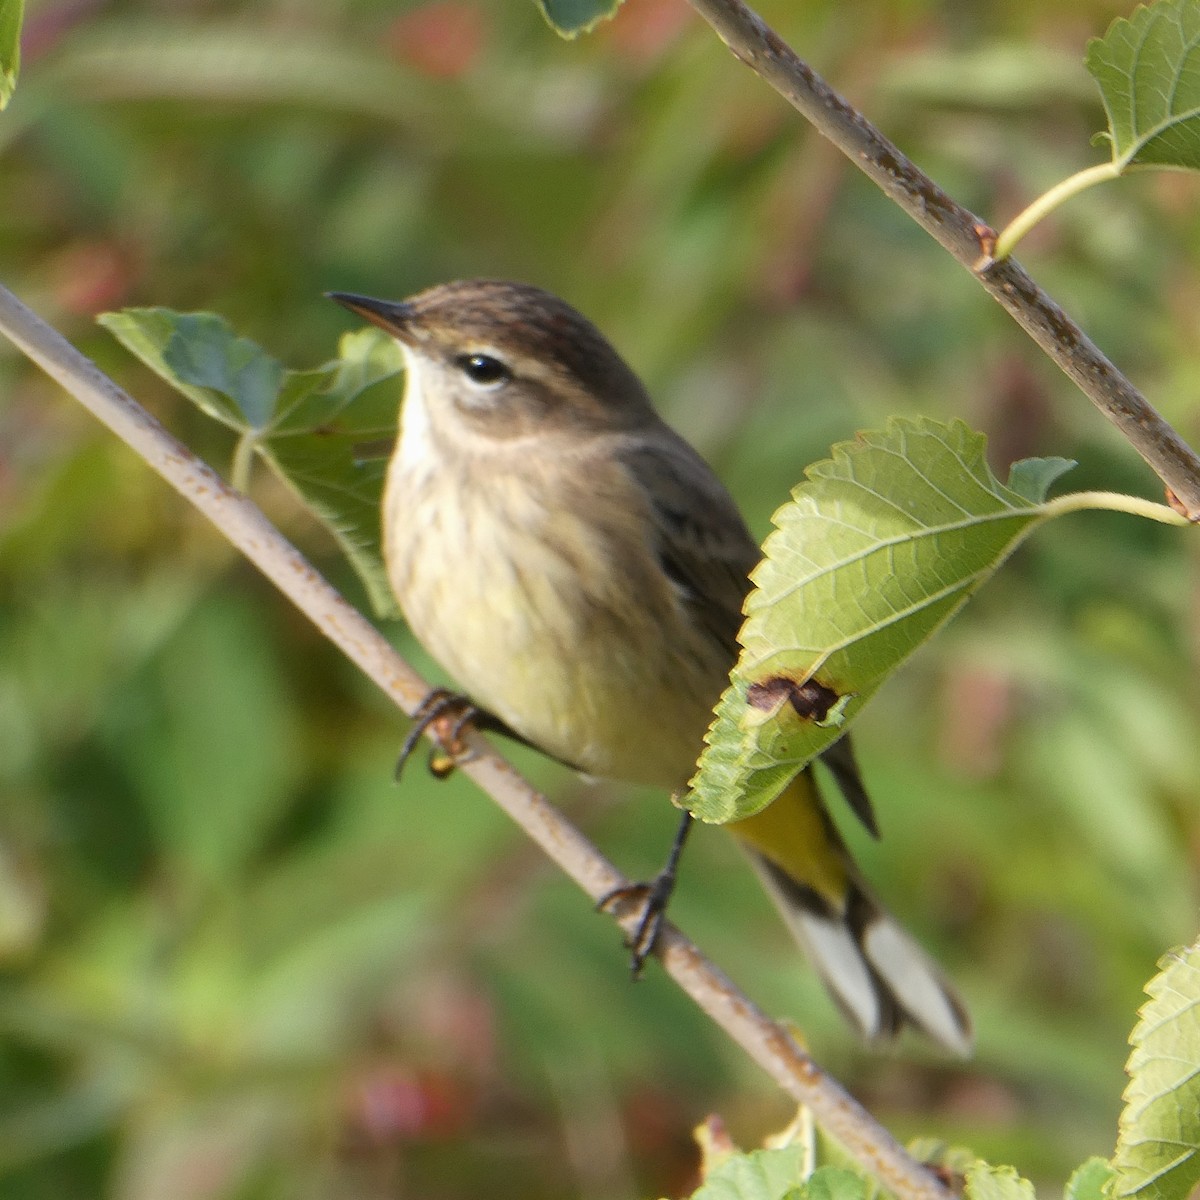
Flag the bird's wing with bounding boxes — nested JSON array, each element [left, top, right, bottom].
[[616, 428, 879, 836], [616, 429, 759, 659]]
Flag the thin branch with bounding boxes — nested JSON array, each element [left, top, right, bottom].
[[686, 0, 1200, 520], [0, 283, 954, 1200]]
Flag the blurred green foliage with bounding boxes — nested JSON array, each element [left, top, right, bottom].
[[0, 0, 20, 109], [1, 0, 1199, 1197]]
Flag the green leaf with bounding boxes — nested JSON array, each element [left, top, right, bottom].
[[964, 1163, 1036, 1200], [536, 0, 624, 38], [1006, 456, 1077, 503], [689, 420, 1077, 822], [1086, 0, 1200, 170], [101, 310, 404, 617], [1111, 939, 1200, 1200], [805, 1169, 868, 1200], [906, 1138, 977, 1184], [0, 0, 21, 109], [260, 332, 403, 619], [98, 309, 285, 433], [687, 1152, 864, 1200], [162, 313, 285, 431], [1064, 1158, 1115, 1200], [687, 418, 1184, 824]]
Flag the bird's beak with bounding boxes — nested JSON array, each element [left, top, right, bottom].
[[326, 292, 417, 343]]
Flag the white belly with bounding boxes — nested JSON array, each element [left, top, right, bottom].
[[383, 451, 725, 789]]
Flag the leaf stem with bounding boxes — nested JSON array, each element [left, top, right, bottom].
[[1043, 490, 1192, 525], [682, 0, 1200, 519], [992, 162, 1121, 261], [230, 431, 257, 493], [0, 280, 956, 1200]]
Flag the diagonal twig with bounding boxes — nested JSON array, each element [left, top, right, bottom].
[[0, 282, 954, 1200], [686, 0, 1200, 519]]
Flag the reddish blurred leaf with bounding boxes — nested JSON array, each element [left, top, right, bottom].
[[388, 2, 486, 79], [937, 667, 1015, 780], [50, 240, 137, 316], [17, 0, 105, 63], [602, 0, 691, 65], [345, 1067, 472, 1143]]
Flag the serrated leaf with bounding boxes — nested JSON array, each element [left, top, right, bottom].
[[688, 1150, 862, 1200], [1111, 939, 1200, 1200], [1086, 0, 1200, 171], [964, 1162, 1036, 1200], [1064, 1158, 1115, 1200], [102, 310, 404, 617], [688, 1144, 806, 1200], [690, 427, 1184, 826], [536, 0, 624, 38], [0, 0, 22, 109], [689, 419, 1073, 823]]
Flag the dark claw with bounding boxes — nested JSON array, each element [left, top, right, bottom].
[[597, 876, 675, 977], [448, 704, 479, 747], [395, 688, 478, 781], [398, 688, 584, 787], [425, 703, 483, 777]]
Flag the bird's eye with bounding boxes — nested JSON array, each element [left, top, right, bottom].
[[454, 353, 511, 388]]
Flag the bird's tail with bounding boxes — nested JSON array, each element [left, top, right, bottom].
[[727, 772, 971, 1056]]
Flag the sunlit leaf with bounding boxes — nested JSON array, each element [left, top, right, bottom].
[[1111, 939, 1200, 1200], [1086, 0, 1200, 170], [686, 1151, 864, 1200], [964, 1163, 1036, 1200], [806, 1169, 868, 1200], [1064, 1158, 1115, 1200], [0, 0, 21, 109], [101, 310, 403, 616], [687, 418, 1185, 824], [536, 0, 624, 38]]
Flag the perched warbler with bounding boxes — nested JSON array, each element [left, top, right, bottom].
[[330, 280, 970, 1054]]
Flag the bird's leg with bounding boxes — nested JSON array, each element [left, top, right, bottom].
[[597, 808, 694, 977], [395, 687, 530, 781]]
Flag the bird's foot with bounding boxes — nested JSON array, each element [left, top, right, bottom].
[[596, 810, 693, 977], [395, 688, 484, 781], [596, 871, 679, 978]]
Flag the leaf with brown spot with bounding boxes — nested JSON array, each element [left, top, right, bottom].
[[687, 417, 1185, 824]]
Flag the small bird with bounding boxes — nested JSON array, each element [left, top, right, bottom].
[[329, 279, 970, 1054]]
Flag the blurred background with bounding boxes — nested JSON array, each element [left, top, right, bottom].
[[2, 0, 1199, 1196]]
